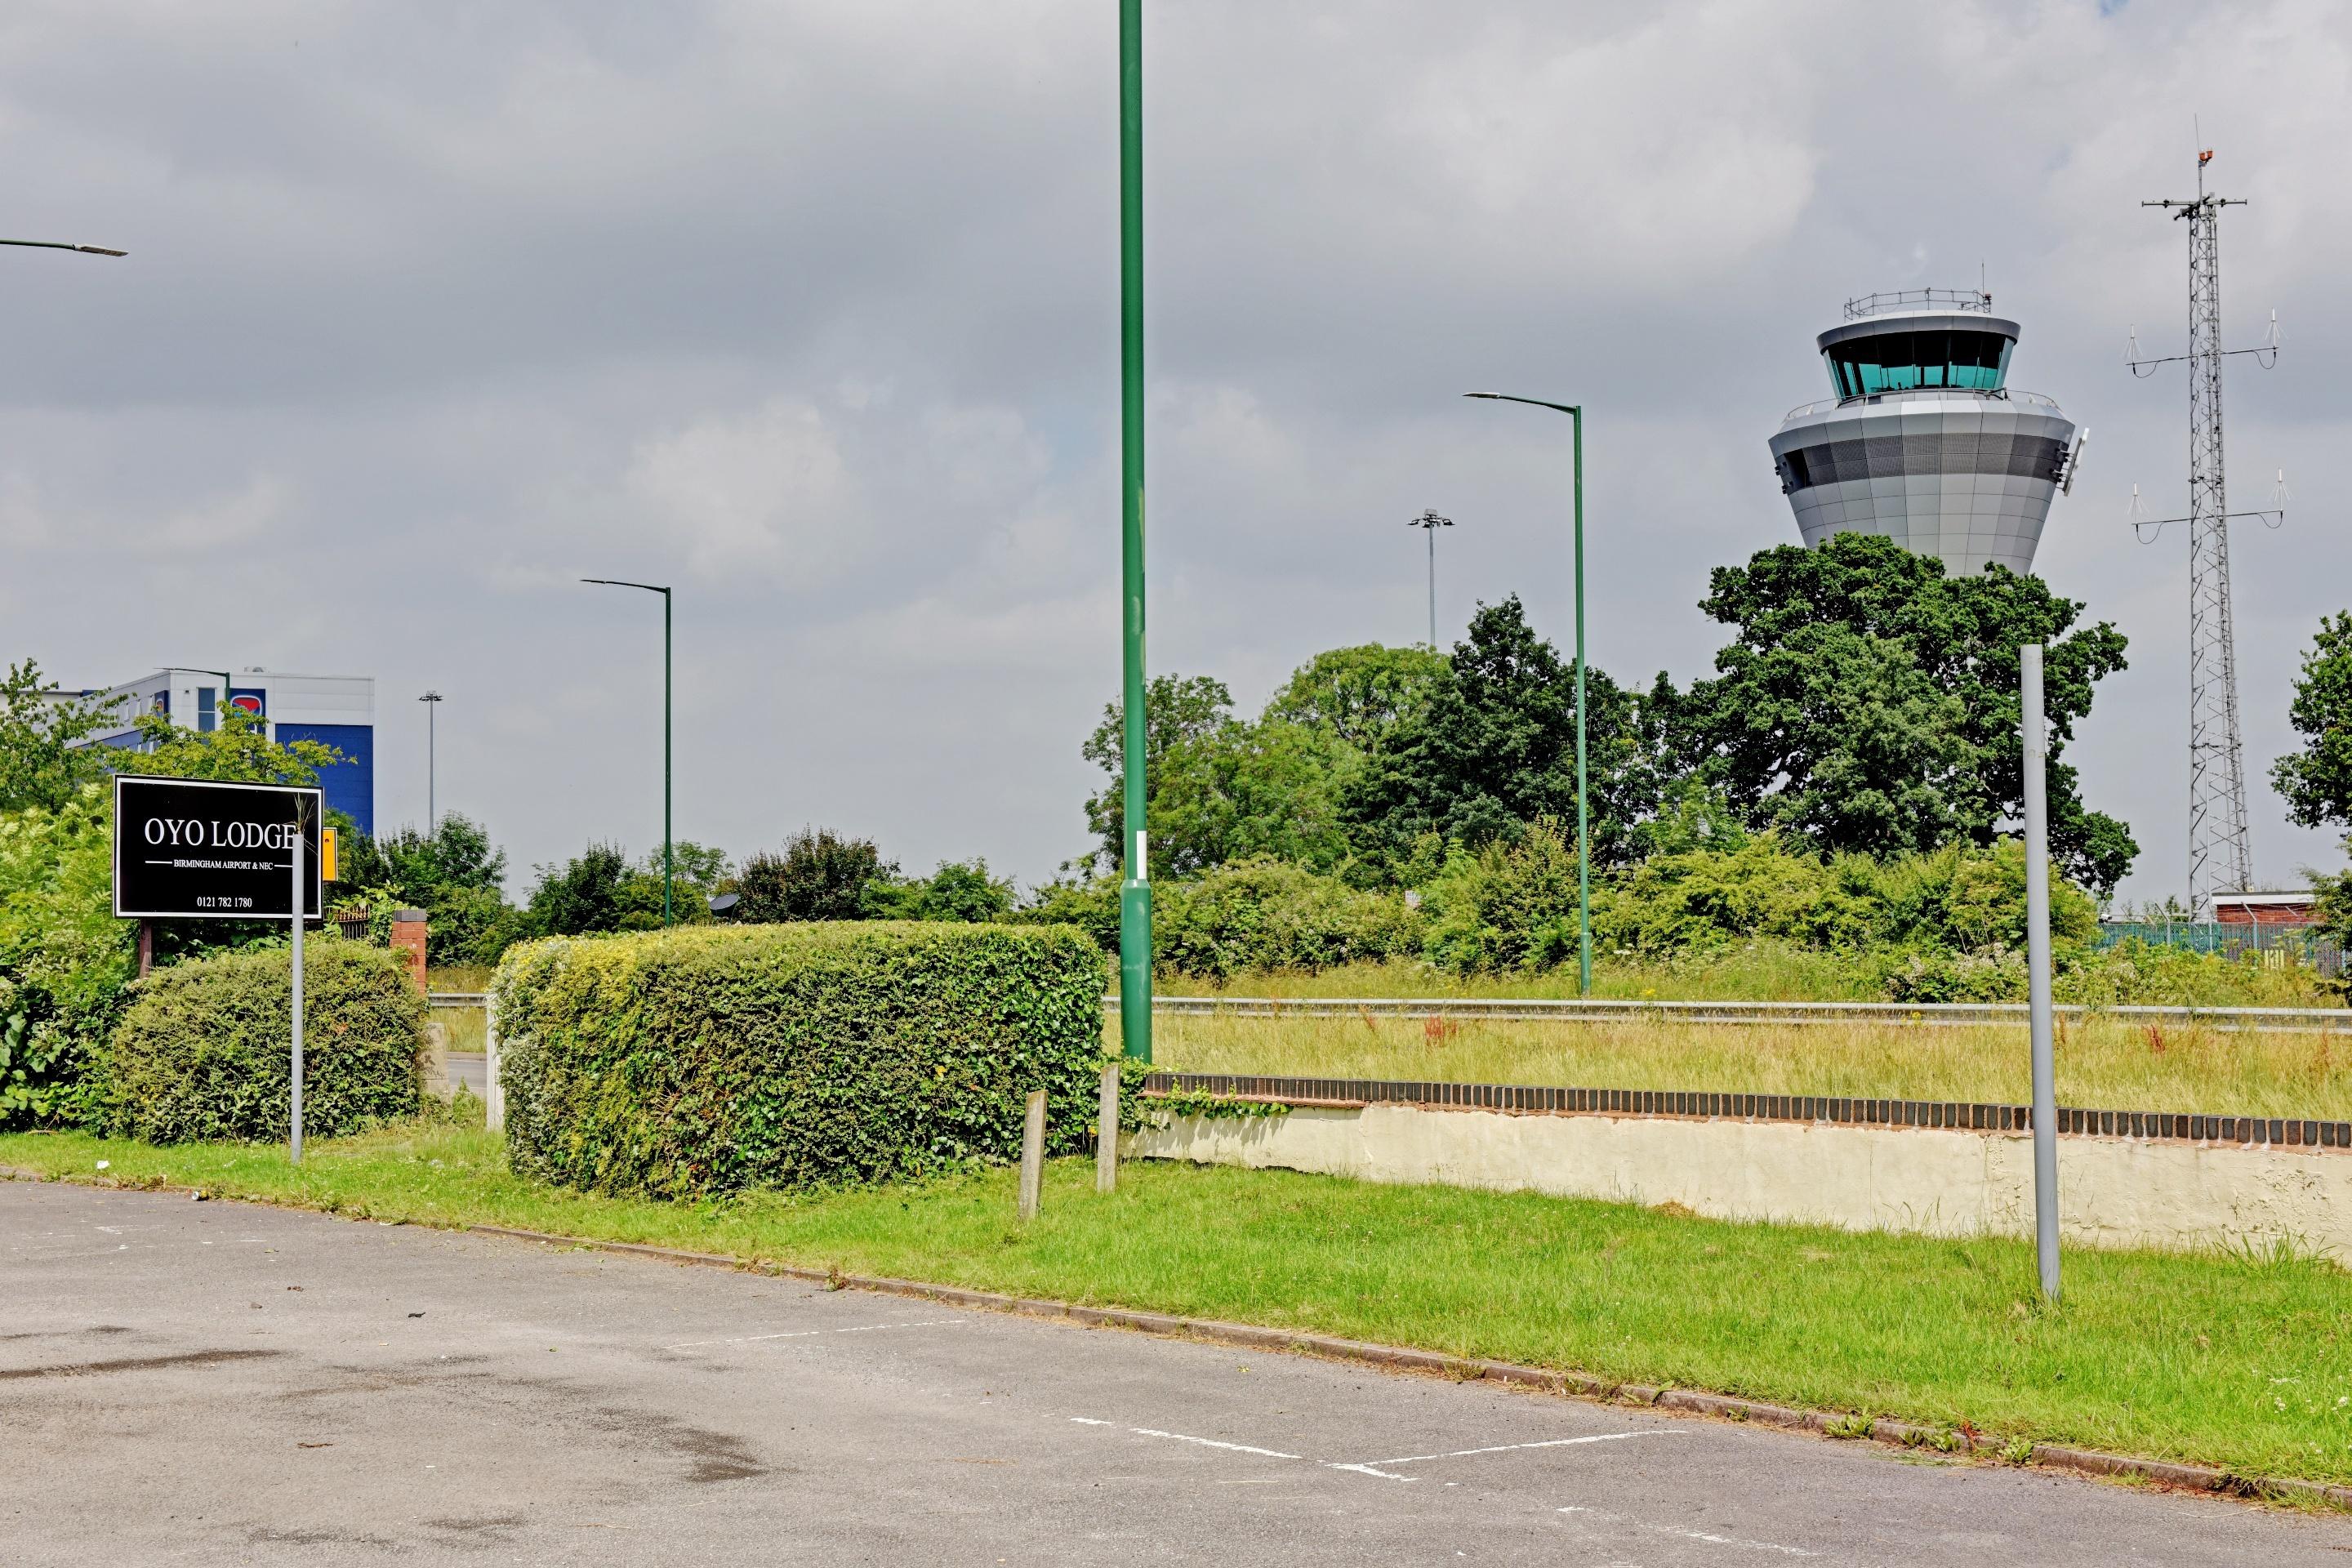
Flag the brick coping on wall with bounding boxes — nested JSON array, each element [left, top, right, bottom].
[[1141, 1072, 2352, 1152]]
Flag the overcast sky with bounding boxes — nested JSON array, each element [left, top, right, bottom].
[[4, 0, 2346, 905]]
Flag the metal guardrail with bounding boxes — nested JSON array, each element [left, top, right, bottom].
[[1122, 996, 2349, 1034], [1141, 1071, 2352, 1152], [430, 991, 2347, 1033]]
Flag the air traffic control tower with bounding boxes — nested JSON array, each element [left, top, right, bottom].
[[1768, 289, 2082, 576]]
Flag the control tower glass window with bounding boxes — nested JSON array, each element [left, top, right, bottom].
[[1823, 330, 2013, 399]]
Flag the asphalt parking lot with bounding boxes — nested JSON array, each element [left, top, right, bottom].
[[4, 1178, 2345, 1566]]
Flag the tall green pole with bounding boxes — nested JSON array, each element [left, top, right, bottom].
[[1463, 394, 1590, 997], [1117, 0, 1152, 1062], [662, 586, 674, 929], [1570, 408, 1590, 996], [581, 577, 675, 929]]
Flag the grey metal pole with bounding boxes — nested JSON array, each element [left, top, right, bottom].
[[290, 797, 306, 1167], [2021, 644, 2059, 1300]]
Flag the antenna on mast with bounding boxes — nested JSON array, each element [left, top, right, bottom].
[[2125, 144, 2287, 915]]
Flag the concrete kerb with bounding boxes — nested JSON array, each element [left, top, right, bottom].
[[7, 1165, 2344, 1514]]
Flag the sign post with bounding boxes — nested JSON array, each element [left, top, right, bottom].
[[289, 794, 305, 1165], [114, 777, 323, 1165]]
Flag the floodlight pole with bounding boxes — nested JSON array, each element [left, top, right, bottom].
[[1410, 510, 1454, 649], [583, 579, 675, 927], [419, 691, 443, 830], [1116, 0, 1152, 1062], [1463, 394, 1591, 997]]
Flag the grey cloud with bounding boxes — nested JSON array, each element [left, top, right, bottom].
[[2, 0, 2347, 902]]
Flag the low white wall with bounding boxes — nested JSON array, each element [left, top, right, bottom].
[[1128, 1104, 2352, 1254]]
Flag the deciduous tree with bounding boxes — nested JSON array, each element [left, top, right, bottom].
[[2272, 610, 2352, 831], [1678, 534, 2136, 896]]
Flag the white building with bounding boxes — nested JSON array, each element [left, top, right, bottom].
[[65, 667, 377, 834], [1769, 288, 2083, 577]]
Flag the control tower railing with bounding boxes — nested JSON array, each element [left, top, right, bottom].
[[1843, 287, 1993, 320], [1781, 387, 2063, 422]]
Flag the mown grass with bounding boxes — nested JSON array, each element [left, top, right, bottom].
[[1145, 1012, 2352, 1120], [7, 1120, 2352, 1490]]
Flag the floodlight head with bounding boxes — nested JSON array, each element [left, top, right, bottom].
[[418, 690, 443, 704]]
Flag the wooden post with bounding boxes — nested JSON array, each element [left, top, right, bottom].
[[1018, 1089, 1045, 1221], [1096, 1062, 1120, 1194], [137, 920, 153, 979]]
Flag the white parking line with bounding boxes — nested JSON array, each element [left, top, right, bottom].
[[1070, 1419, 1304, 1460], [1561, 1505, 1819, 1557], [663, 1318, 967, 1352], [1070, 1417, 1680, 1481], [1330, 1429, 1681, 1481]]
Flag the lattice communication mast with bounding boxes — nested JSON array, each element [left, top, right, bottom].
[[2130, 148, 2283, 913]]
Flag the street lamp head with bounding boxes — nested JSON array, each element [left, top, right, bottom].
[[1409, 510, 1454, 531], [418, 691, 443, 705], [582, 577, 672, 595], [0, 238, 127, 257], [1464, 392, 1581, 416]]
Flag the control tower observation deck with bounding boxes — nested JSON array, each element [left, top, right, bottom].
[[1767, 289, 2080, 577]]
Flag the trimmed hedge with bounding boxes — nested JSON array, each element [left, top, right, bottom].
[[106, 943, 426, 1143], [492, 921, 1108, 1198]]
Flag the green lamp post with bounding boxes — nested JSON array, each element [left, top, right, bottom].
[[582, 578, 674, 928], [1116, 0, 1152, 1062], [1463, 393, 1591, 997]]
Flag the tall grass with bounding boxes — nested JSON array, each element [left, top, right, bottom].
[[1143, 1011, 2352, 1119], [1141, 947, 2338, 1008]]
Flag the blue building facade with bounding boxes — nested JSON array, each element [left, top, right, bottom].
[[72, 669, 377, 835]]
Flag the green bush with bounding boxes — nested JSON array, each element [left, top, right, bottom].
[[2057, 938, 2335, 1009], [492, 922, 1107, 1198], [1592, 831, 1878, 956], [1877, 946, 2029, 1004], [1421, 817, 1588, 974], [1014, 862, 1419, 982], [106, 943, 426, 1143], [0, 786, 136, 1129], [1155, 858, 1421, 980]]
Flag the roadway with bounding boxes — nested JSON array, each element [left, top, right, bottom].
[[3, 1179, 2343, 1565]]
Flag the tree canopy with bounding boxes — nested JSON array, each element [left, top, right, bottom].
[[733, 826, 892, 922], [1080, 647, 1446, 880], [2272, 610, 2352, 832], [1341, 597, 1673, 882], [0, 662, 117, 815], [1677, 534, 2136, 895]]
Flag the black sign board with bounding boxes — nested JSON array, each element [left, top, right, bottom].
[[113, 776, 323, 920]]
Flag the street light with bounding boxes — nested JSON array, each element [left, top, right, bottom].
[[1116, 0, 1152, 1062], [581, 578, 674, 929], [418, 691, 443, 831], [1408, 510, 1454, 649], [0, 238, 126, 257], [1463, 392, 1592, 997]]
